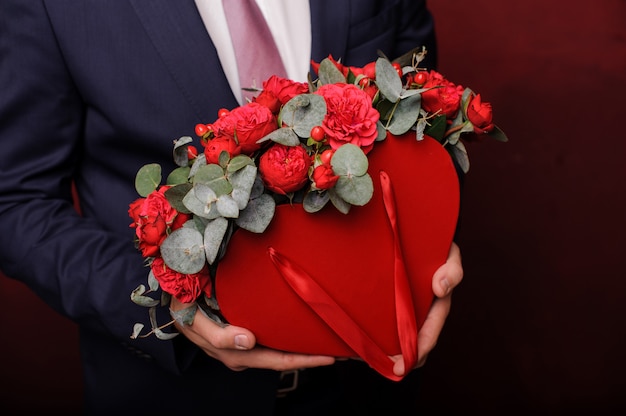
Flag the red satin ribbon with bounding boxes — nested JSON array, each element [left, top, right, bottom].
[[268, 170, 418, 380]]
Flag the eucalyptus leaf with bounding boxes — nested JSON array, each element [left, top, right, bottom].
[[183, 186, 217, 219], [154, 328, 179, 340], [248, 174, 265, 200], [328, 188, 351, 214], [204, 217, 229, 264], [130, 323, 144, 339], [376, 99, 396, 123], [375, 57, 403, 102], [448, 121, 474, 146], [236, 193, 276, 233], [131, 284, 146, 297], [193, 164, 231, 196], [192, 183, 217, 205], [334, 174, 374, 206], [164, 183, 193, 214], [487, 125, 509, 142], [227, 154, 254, 173], [135, 163, 161, 197], [166, 166, 191, 186], [280, 94, 327, 138], [261, 127, 300, 146], [130, 285, 159, 307], [216, 194, 240, 218], [376, 121, 388, 142], [173, 136, 193, 167], [449, 141, 470, 174], [160, 227, 206, 274], [318, 58, 347, 85], [331, 144, 369, 177], [229, 164, 257, 209], [218, 150, 231, 168], [147, 270, 159, 292], [189, 153, 207, 178], [425, 115, 447, 142], [387, 93, 422, 136], [170, 303, 198, 326], [131, 293, 160, 308], [303, 190, 330, 213]]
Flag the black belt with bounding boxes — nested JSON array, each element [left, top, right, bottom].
[[276, 369, 302, 397]]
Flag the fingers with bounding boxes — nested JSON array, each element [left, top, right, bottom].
[[416, 295, 451, 368], [170, 297, 335, 372], [432, 241, 463, 298]]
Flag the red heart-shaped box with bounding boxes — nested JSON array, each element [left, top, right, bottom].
[[215, 134, 459, 364]]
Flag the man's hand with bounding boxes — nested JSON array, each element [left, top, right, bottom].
[[170, 297, 336, 372], [392, 242, 464, 376]]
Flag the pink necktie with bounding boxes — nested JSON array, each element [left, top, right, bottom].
[[222, 0, 288, 102]]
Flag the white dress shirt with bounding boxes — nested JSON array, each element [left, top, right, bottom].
[[194, 0, 311, 104]]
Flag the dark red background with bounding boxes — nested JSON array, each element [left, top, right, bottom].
[[1, 0, 625, 413]]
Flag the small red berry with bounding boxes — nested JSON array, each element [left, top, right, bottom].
[[187, 145, 198, 160], [217, 108, 230, 118], [195, 123, 209, 137], [358, 77, 370, 87], [414, 71, 428, 86], [310, 126, 326, 142], [320, 149, 334, 165], [392, 62, 403, 78]]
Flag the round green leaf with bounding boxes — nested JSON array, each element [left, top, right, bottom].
[[303, 190, 330, 213], [331, 144, 369, 177], [166, 166, 191, 186], [216, 194, 240, 218], [387, 93, 421, 136], [164, 183, 192, 214], [135, 163, 161, 197], [160, 227, 206, 274], [375, 57, 403, 102], [318, 58, 347, 85], [334, 173, 374, 206], [236, 193, 276, 233], [173, 136, 193, 167], [193, 164, 232, 196], [204, 217, 229, 264], [280, 94, 327, 138], [229, 164, 257, 209]]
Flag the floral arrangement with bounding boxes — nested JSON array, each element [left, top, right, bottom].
[[128, 47, 507, 339]]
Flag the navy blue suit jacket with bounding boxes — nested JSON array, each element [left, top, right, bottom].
[[0, 0, 436, 413]]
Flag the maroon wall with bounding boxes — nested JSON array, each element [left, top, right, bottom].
[[417, 0, 626, 414], [1, 0, 625, 414]]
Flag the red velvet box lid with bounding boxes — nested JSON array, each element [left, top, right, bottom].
[[215, 134, 459, 375]]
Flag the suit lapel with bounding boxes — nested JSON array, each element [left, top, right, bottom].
[[128, 0, 238, 119], [309, 0, 350, 63], [129, 0, 354, 116]]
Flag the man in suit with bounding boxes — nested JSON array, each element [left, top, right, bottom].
[[0, 1, 463, 414]]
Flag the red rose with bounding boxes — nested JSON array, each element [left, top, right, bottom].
[[254, 75, 309, 114], [466, 93, 495, 134], [259, 143, 312, 195], [311, 163, 339, 190], [315, 83, 380, 154], [211, 102, 278, 155], [420, 70, 464, 119], [128, 186, 189, 258], [203, 136, 242, 164], [150, 257, 211, 304]]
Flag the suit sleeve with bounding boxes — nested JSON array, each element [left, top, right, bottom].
[[0, 0, 186, 374]]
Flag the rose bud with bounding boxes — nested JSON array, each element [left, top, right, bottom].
[[312, 163, 339, 190], [466, 94, 495, 134], [204, 136, 241, 165]]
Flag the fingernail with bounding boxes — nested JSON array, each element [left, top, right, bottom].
[[235, 334, 250, 350]]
